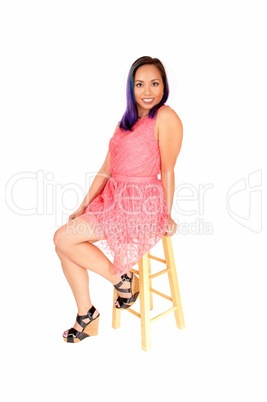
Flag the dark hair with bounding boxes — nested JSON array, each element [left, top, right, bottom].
[[119, 56, 169, 132]]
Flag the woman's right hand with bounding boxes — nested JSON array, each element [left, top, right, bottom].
[[68, 204, 86, 222]]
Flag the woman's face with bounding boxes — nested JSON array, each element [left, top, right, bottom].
[[133, 64, 164, 116]]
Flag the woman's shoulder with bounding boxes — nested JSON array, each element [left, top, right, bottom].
[[156, 105, 183, 135], [113, 121, 121, 134], [158, 104, 182, 122]]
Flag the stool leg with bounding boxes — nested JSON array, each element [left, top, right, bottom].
[[148, 251, 153, 310], [112, 289, 121, 329], [139, 252, 152, 351], [162, 236, 185, 329]]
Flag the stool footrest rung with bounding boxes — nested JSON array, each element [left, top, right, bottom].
[[149, 255, 166, 263], [126, 306, 178, 324], [150, 268, 169, 279], [151, 306, 178, 323], [150, 287, 172, 301], [131, 267, 169, 279], [126, 308, 140, 318]]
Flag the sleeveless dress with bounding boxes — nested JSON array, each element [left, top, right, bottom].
[[78, 104, 170, 276]]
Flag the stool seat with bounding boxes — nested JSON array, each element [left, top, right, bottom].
[[112, 235, 185, 352]]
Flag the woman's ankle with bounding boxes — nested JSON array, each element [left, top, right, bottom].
[[110, 273, 122, 285], [77, 303, 93, 316]]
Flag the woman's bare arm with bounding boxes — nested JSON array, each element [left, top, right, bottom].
[[158, 107, 183, 216], [80, 123, 119, 208]]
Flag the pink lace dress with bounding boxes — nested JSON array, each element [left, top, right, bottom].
[[78, 104, 170, 276]]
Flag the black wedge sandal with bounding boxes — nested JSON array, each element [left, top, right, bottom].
[[113, 271, 139, 309], [62, 305, 100, 343]]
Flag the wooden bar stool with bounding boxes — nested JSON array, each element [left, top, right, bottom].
[[112, 235, 185, 352]]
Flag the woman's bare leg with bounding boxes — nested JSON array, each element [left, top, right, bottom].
[[56, 248, 93, 313], [55, 239, 122, 283], [56, 249, 100, 337], [53, 217, 132, 338]]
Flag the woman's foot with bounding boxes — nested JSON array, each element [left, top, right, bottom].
[[113, 271, 133, 308], [113, 271, 139, 309], [63, 305, 99, 339]]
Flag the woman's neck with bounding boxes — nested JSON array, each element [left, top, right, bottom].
[[137, 112, 149, 120]]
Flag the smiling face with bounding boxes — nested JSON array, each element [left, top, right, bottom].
[[133, 64, 164, 118]]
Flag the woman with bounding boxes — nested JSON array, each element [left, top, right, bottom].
[[53, 56, 183, 343]]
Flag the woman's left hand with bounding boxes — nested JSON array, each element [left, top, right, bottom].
[[164, 216, 178, 237]]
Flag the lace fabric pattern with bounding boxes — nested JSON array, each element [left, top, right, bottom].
[[78, 105, 170, 276]]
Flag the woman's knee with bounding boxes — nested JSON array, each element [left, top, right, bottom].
[[53, 227, 69, 251], [53, 218, 103, 251]]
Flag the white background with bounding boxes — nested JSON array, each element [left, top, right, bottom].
[[1, 1, 266, 401]]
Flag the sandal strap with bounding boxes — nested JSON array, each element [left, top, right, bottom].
[[88, 305, 96, 318], [76, 315, 88, 329], [76, 305, 97, 328], [113, 280, 124, 290], [114, 273, 133, 291], [121, 273, 132, 281], [114, 287, 132, 293], [67, 327, 80, 340], [66, 327, 90, 342], [116, 294, 136, 305]]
